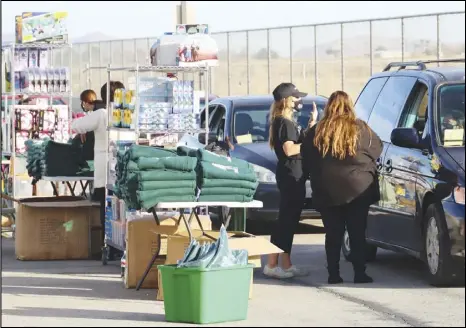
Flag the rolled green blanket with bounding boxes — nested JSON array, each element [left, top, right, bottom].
[[201, 178, 259, 190], [128, 144, 177, 160], [198, 161, 257, 182], [196, 148, 252, 169], [197, 195, 254, 202], [139, 180, 196, 191], [200, 187, 255, 197], [177, 146, 197, 157], [137, 156, 197, 172], [137, 170, 197, 182]]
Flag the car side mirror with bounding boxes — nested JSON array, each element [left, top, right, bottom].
[[391, 127, 422, 149], [198, 132, 217, 145]]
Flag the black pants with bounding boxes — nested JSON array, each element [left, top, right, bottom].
[[93, 187, 106, 245], [319, 197, 370, 275], [270, 177, 306, 254]]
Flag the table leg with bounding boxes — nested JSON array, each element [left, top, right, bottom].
[[80, 181, 90, 198], [65, 181, 77, 196], [135, 209, 161, 291], [50, 182, 59, 196]]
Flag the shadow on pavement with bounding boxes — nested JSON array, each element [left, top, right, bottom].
[[253, 244, 465, 289], [1, 275, 158, 301], [1, 307, 165, 322]]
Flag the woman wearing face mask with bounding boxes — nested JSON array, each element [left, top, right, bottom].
[[264, 83, 318, 279], [72, 82, 124, 251]]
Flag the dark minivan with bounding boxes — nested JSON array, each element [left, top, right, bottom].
[[342, 59, 465, 285]]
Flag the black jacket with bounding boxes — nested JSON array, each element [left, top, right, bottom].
[[301, 120, 383, 209], [71, 101, 106, 161]]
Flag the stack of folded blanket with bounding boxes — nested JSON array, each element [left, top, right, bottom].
[[192, 148, 259, 202], [114, 144, 197, 210]]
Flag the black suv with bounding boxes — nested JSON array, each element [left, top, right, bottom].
[[342, 59, 465, 285]]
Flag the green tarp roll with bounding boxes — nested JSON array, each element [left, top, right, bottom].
[[139, 180, 196, 191], [128, 144, 177, 160], [200, 187, 255, 197], [136, 170, 197, 182], [196, 148, 252, 170], [198, 161, 257, 182], [137, 156, 197, 172], [201, 178, 259, 190]]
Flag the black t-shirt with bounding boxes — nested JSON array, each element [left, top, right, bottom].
[[272, 116, 304, 180]]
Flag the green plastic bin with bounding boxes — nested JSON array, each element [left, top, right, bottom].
[[158, 264, 254, 324]]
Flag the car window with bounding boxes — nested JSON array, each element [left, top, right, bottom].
[[437, 83, 465, 147], [398, 82, 429, 137], [200, 105, 217, 129], [233, 102, 325, 144], [354, 77, 388, 122], [367, 76, 418, 142]]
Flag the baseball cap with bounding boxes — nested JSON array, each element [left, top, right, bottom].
[[272, 83, 308, 101]]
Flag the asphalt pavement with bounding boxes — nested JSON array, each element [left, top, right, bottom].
[[1, 223, 465, 327]]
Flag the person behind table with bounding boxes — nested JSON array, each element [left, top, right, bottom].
[[301, 90, 382, 284], [264, 82, 318, 279], [72, 81, 125, 247]]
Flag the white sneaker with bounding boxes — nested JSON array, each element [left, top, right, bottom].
[[284, 265, 310, 277], [263, 265, 294, 279]]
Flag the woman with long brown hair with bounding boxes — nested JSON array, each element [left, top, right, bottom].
[[301, 90, 382, 284], [264, 83, 317, 279]]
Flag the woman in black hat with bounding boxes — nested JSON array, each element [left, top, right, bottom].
[[264, 83, 318, 279]]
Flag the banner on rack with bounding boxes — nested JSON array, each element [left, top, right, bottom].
[[151, 25, 218, 67], [20, 12, 68, 44]]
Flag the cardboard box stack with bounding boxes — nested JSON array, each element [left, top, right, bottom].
[[15, 196, 98, 260]]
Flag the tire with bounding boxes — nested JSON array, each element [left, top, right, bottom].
[[424, 203, 456, 286], [101, 247, 108, 266], [342, 228, 378, 263]]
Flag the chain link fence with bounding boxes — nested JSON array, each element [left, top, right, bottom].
[[62, 11, 464, 100]]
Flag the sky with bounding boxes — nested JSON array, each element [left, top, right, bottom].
[[1, 0, 465, 42]]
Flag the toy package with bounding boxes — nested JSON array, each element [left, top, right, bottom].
[[15, 131, 30, 154], [28, 48, 39, 68], [39, 50, 49, 68], [21, 12, 68, 44]]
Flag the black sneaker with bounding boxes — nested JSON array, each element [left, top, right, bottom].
[[328, 275, 344, 284], [354, 273, 374, 284]]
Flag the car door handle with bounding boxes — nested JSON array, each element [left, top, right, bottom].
[[384, 159, 393, 173]]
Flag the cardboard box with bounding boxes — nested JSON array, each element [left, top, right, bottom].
[[124, 214, 211, 289], [15, 196, 96, 261], [156, 229, 282, 301]]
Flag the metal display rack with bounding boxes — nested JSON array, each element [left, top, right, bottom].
[[102, 64, 212, 265], [1, 41, 73, 200]]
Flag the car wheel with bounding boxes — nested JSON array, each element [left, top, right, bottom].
[[424, 204, 456, 286], [342, 228, 378, 263]]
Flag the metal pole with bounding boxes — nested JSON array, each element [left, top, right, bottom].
[[340, 23, 344, 90], [227, 32, 231, 96], [88, 43, 92, 88], [246, 31, 250, 95], [436, 14, 441, 66], [267, 29, 271, 93], [369, 20, 373, 76], [314, 27, 318, 95], [205, 67, 210, 145], [98, 42, 102, 87], [401, 18, 405, 61], [289, 27, 293, 83]]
